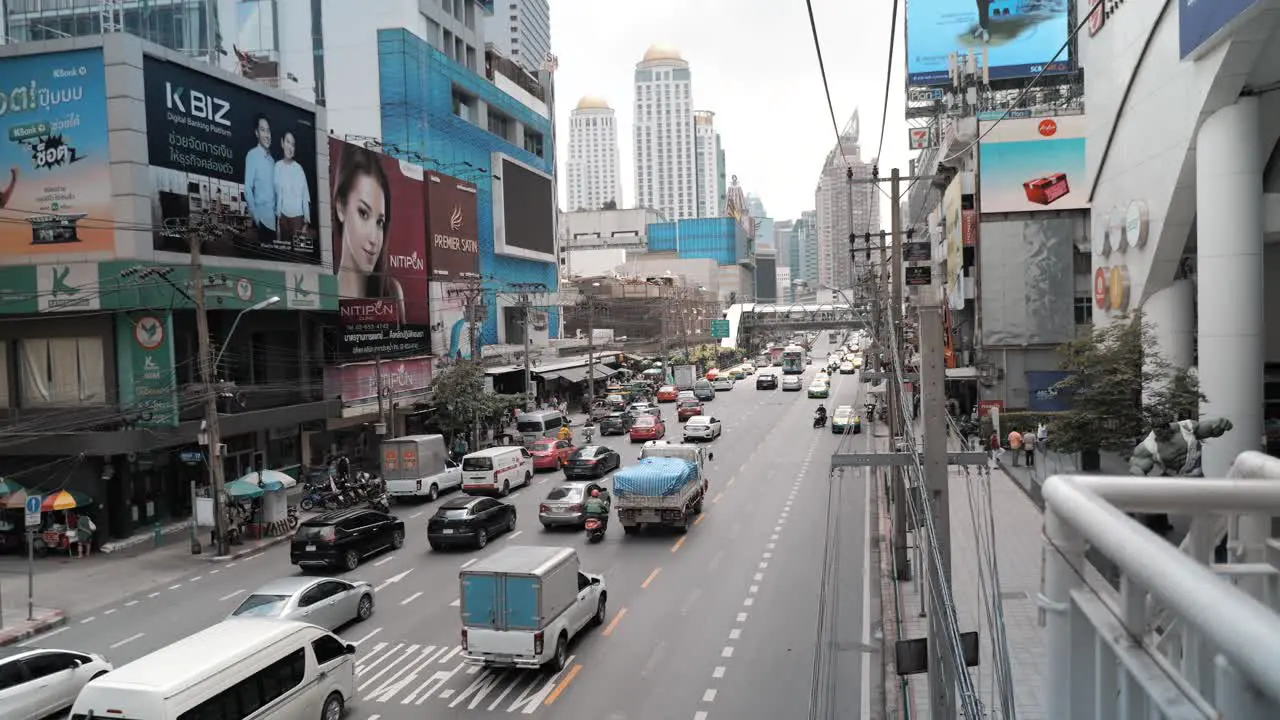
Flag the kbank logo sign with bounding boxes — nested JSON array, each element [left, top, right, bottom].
[[287, 272, 321, 309], [37, 263, 100, 312]]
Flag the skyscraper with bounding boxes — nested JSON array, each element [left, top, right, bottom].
[[566, 96, 623, 211], [694, 111, 720, 217], [633, 44, 697, 220], [814, 110, 878, 290], [797, 210, 820, 291], [483, 0, 552, 74]]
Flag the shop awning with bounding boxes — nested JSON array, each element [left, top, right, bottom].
[[541, 364, 616, 384]]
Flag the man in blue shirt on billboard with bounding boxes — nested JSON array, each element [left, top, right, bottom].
[[244, 113, 277, 238]]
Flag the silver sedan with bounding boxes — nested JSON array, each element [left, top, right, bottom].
[[229, 576, 375, 631]]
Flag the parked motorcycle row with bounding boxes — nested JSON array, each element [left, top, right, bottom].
[[299, 471, 390, 514]]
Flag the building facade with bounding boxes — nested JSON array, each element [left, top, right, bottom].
[[815, 110, 878, 292], [694, 111, 720, 218], [558, 208, 664, 278], [566, 96, 623, 212], [796, 210, 820, 291], [647, 218, 753, 303], [633, 44, 696, 220], [481, 0, 550, 74]]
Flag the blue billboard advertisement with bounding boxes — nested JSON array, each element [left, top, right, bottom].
[[1027, 371, 1073, 412], [0, 48, 114, 258], [906, 0, 1072, 85], [1180, 0, 1262, 59]]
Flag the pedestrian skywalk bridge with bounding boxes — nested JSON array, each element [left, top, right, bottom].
[[352, 638, 573, 714]]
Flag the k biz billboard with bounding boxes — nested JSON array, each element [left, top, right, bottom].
[[143, 56, 321, 264], [329, 138, 430, 327], [0, 49, 114, 257], [424, 171, 480, 280], [906, 0, 1073, 85]]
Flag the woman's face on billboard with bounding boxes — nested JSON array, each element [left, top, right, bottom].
[[338, 173, 386, 274]]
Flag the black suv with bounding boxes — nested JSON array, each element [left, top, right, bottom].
[[599, 411, 635, 436], [756, 373, 778, 390], [291, 508, 405, 571]]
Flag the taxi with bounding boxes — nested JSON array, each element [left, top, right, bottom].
[[831, 406, 861, 434], [530, 438, 577, 470], [740, 362, 756, 375], [808, 379, 830, 398], [726, 366, 747, 381], [656, 385, 679, 403]]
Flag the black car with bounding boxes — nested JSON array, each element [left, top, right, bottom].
[[427, 496, 517, 550], [599, 411, 634, 436], [756, 373, 778, 390], [563, 445, 622, 479], [291, 508, 405, 571], [693, 381, 715, 401]]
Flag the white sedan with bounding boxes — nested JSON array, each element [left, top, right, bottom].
[[0, 648, 113, 720], [683, 415, 723, 441]]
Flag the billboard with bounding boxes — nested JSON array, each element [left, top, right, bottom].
[[0, 49, 114, 257], [424, 171, 480, 280], [143, 56, 320, 264], [906, 0, 1072, 84], [492, 153, 556, 262], [329, 138, 430, 326], [978, 116, 1087, 213], [115, 311, 179, 428], [1180, 0, 1264, 59], [430, 281, 479, 360], [944, 177, 964, 302], [1026, 370, 1073, 411]]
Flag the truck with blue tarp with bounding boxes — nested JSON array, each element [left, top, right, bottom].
[[613, 442, 710, 533], [460, 545, 607, 672]]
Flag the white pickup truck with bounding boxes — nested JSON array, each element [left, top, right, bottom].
[[381, 434, 462, 501], [460, 546, 607, 672]]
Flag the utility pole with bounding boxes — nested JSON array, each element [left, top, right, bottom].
[[191, 217, 230, 558], [889, 168, 912, 583], [507, 282, 547, 412], [448, 280, 486, 448], [375, 355, 388, 437]]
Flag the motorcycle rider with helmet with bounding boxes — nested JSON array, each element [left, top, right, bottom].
[[584, 488, 610, 532], [814, 403, 828, 425]]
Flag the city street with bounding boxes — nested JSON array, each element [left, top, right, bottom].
[[19, 347, 878, 720]]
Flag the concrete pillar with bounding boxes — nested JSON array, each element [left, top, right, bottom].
[[1197, 97, 1265, 478], [1144, 278, 1196, 370]]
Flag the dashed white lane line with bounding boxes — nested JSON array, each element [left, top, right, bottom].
[[749, 585, 759, 594], [219, 589, 246, 601], [728, 628, 742, 640], [713, 666, 726, 678], [721, 646, 734, 658], [409, 511, 425, 519], [736, 612, 748, 622], [124, 600, 138, 607], [147, 592, 160, 598], [18, 627, 67, 646], [110, 633, 145, 649], [703, 689, 718, 702], [754, 572, 765, 580], [400, 592, 423, 605], [762, 552, 773, 559], [373, 556, 395, 566], [508, 530, 523, 539], [759, 561, 768, 569], [103, 609, 115, 615], [80, 617, 95, 624], [191, 575, 202, 582], [449, 598, 461, 607], [460, 558, 477, 569], [695, 712, 709, 720], [168, 584, 182, 590], [209, 569, 220, 575], [352, 628, 382, 646], [743, 598, 754, 606]]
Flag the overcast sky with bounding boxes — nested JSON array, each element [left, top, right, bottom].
[[549, 0, 910, 227]]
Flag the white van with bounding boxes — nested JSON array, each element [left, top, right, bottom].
[[382, 434, 462, 501], [462, 446, 534, 496], [516, 409, 565, 447], [69, 619, 355, 720]]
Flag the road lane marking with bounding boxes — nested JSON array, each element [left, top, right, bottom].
[[508, 530, 523, 539], [124, 600, 138, 607], [641, 567, 662, 589], [713, 666, 726, 678], [743, 598, 754, 606], [191, 576, 202, 582], [18, 627, 66, 646], [400, 592, 423, 605], [460, 558, 477, 569], [703, 688, 718, 702], [721, 646, 734, 658], [226, 562, 237, 567], [409, 511, 425, 519], [729, 628, 741, 640], [711, 491, 723, 504], [209, 569, 219, 574], [168, 584, 182, 590], [694, 514, 706, 526], [110, 633, 145, 649], [352, 628, 382, 645], [374, 556, 395, 566], [449, 598, 461, 607], [147, 592, 160, 598], [754, 572, 765, 581], [103, 609, 115, 615], [602, 607, 628, 636], [671, 536, 687, 553], [358, 644, 420, 691], [695, 712, 709, 720], [242, 553, 263, 561], [763, 552, 773, 559], [771, 533, 779, 540], [727, 477, 736, 487], [759, 561, 769, 569], [543, 663, 582, 706], [80, 617, 95, 624], [219, 589, 246, 601], [750, 585, 759, 594], [736, 612, 748, 622]]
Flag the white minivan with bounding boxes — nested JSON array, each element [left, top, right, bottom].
[[516, 409, 566, 447], [69, 618, 355, 720], [461, 446, 534, 496]]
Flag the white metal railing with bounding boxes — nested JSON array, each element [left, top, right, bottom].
[[1041, 451, 1280, 720]]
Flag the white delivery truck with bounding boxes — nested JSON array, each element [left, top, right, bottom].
[[460, 545, 607, 672], [382, 434, 462, 502], [672, 364, 697, 391]]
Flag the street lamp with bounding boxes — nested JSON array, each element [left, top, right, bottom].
[[214, 296, 280, 370]]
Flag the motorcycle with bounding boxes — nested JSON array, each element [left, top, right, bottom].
[[369, 493, 391, 514], [813, 413, 827, 428], [584, 517, 606, 544]]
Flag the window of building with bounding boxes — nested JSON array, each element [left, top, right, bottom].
[[524, 129, 545, 157], [1073, 296, 1093, 326], [18, 337, 105, 407], [488, 111, 511, 141], [453, 86, 476, 123]]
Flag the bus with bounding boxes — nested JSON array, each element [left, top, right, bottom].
[[781, 344, 807, 374]]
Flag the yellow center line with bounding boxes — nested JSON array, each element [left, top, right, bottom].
[[544, 663, 583, 706], [641, 566, 662, 588], [602, 607, 628, 636], [694, 514, 706, 526], [671, 536, 687, 553]]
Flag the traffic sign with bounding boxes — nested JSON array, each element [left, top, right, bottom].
[[710, 319, 730, 339], [24, 495, 41, 529]]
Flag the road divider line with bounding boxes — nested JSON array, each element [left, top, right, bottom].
[[80, 617, 95, 624], [508, 530, 523, 539], [671, 536, 687, 553], [219, 589, 245, 601], [449, 598, 460, 607], [18, 627, 66, 646], [703, 688, 718, 702], [602, 607, 628, 637], [103, 609, 115, 615], [713, 666, 726, 678], [711, 491, 724, 504], [190, 575, 202, 582], [147, 592, 160, 599], [543, 662, 583, 706], [110, 633, 145, 649], [409, 511, 424, 519], [374, 556, 395, 567], [168, 584, 182, 590], [460, 558, 477, 569], [352, 628, 382, 645], [641, 567, 662, 589], [124, 600, 138, 607], [694, 514, 706, 526], [400, 592, 423, 605]]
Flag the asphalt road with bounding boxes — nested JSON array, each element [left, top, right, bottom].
[[22, 345, 880, 720]]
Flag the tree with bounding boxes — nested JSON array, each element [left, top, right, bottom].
[[601, 199, 618, 210], [1049, 310, 1204, 455], [429, 363, 523, 439]]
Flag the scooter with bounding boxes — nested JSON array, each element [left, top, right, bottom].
[[813, 413, 827, 428], [369, 493, 391, 514], [584, 517, 606, 544]]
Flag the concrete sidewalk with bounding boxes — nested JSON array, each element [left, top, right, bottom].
[[879, 436, 1049, 719]]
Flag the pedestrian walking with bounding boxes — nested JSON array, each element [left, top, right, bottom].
[[1021, 430, 1037, 467], [76, 511, 97, 558], [1007, 430, 1024, 466]]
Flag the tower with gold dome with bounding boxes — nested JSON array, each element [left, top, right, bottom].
[[633, 44, 698, 220], [567, 95, 623, 211]]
